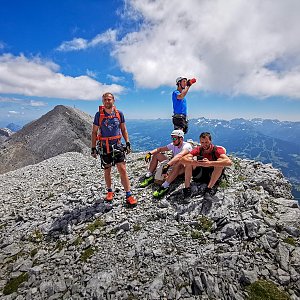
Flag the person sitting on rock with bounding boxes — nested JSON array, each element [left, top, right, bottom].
[[181, 132, 232, 199], [140, 129, 192, 198]]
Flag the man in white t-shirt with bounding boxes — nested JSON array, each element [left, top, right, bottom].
[[140, 129, 193, 198]]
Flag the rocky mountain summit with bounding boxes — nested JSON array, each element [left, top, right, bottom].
[[0, 105, 92, 175], [0, 152, 299, 299], [0, 128, 14, 144]]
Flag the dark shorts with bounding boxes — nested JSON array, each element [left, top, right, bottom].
[[192, 167, 213, 184], [192, 167, 224, 186], [99, 144, 125, 167], [172, 115, 188, 133]]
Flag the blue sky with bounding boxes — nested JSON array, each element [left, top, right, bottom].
[[0, 0, 300, 127]]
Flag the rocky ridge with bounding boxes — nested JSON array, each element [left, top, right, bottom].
[[0, 152, 299, 299], [0, 105, 92, 175]]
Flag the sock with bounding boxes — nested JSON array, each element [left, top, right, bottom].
[[107, 188, 113, 192], [126, 191, 132, 198], [146, 172, 153, 178], [162, 181, 170, 189]]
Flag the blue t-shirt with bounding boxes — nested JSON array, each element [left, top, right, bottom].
[[172, 90, 187, 115], [93, 109, 125, 144]]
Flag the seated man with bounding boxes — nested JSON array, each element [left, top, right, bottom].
[[182, 132, 232, 199], [140, 130, 192, 198]]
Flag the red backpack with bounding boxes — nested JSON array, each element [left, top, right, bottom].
[[96, 105, 122, 153]]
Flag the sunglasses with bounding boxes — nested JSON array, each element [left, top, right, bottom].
[[171, 136, 179, 141]]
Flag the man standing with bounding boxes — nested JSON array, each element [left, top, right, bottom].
[[182, 132, 232, 199], [172, 76, 196, 133], [140, 129, 192, 198], [91, 92, 137, 207]]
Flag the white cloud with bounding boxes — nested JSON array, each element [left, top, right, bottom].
[[0, 96, 47, 107], [0, 54, 124, 100], [57, 29, 117, 51], [29, 100, 47, 107], [107, 74, 125, 83], [86, 69, 98, 78], [56, 38, 88, 51], [111, 0, 300, 99], [8, 110, 19, 114]]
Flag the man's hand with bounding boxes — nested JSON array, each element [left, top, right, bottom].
[[145, 152, 152, 163], [125, 142, 131, 154], [162, 164, 170, 175], [91, 147, 97, 158], [187, 78, 197, 87]]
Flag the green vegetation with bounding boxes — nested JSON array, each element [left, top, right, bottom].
[[0, 223, 7, 230], [191, 230, 205, 242], [218, 179, 230, 189], [283, 237, 296, 247], [73, 236, 83, 246], [246, 280, 290, 300], [55, 240, 66, 251], [233, 159, 241, 170], [86, 218, 105, 232], [3, 272, 29, 295], [28, 229, 43, 243], [30, 248, 38, 257], [237, 175, 246, 181], [80, 246, 95, 262], [254, 247, 263, 253], [133, 223, 142, 231], [196, 216, 213, 232]]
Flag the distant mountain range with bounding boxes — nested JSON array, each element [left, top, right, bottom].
[[6, 122, 22, 132], [126, 117, 300, 199]]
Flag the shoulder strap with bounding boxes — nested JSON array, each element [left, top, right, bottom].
[[98, 105, 105, 128], [113, 106, 121, 124], [200, 145, 218, 160], [98, 106, 121, 127], [199, 146, 204, 156], [211, 145, 218, 161]]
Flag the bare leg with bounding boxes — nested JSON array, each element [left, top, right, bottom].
[[116, 162, 130, 192], [208, 167, 224, 188], [166, 163, 185, 184], [104, 166, 112, 189], [149, 153, 168, 174], [184, 164, 193, 188]]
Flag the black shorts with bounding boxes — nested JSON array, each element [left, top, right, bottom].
[[100, 144, 125, 167], [172, 115, 188, 133], [192, 167, 213, 184], [192, 167, 223, 186]]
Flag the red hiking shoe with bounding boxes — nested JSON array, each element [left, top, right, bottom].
[[105, 191, 114, 202], [126, 195, 137, 207]]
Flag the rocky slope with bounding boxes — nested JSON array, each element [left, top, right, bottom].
[[0, 105, 92, 175], [0, 152, 299, 299]]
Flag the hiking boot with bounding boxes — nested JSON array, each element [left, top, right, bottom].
[[105, 191, 114, 202], [126, 195, 137, 207], [140, 176, 154, 187], [205, 187, 217, 196], [153, 186, 169, 199], [183, 187, 192, 198]]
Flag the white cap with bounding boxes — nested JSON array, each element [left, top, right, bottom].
[[176, 77, 187, 84], [171, 129, 184, 137]]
